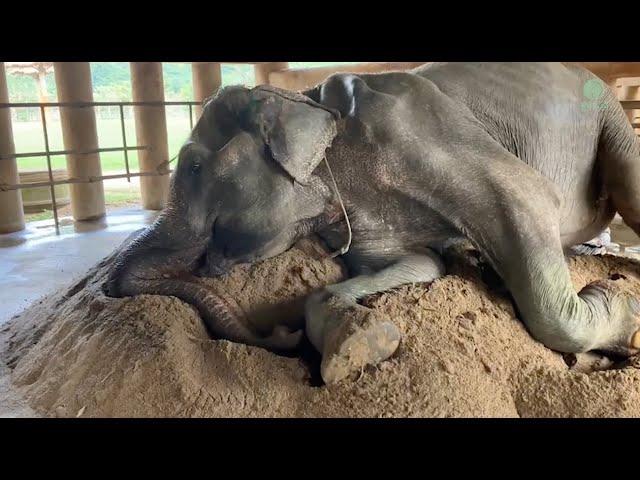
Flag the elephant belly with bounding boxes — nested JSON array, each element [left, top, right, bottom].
[[417, 62, 612, 248], [522, 150, 614, 248], [557, 189, 615, 248]]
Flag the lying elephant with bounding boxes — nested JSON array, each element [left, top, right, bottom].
[[104, 62, 640, 384]]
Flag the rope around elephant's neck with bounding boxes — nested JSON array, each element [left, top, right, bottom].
[[323, 156, 352, 258]]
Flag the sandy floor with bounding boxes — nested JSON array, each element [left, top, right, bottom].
[[0, 208, 158, 324], [2, 235, 640, 417]]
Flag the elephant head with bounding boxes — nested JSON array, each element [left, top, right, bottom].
[[102, 85, 341, 350]]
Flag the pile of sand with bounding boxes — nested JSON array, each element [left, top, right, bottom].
[[2, 235, 640, 418]]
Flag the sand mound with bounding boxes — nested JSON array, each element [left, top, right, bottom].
[[2, 235, 640, 418]]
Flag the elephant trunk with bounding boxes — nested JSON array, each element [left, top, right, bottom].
[[102, 213, 301, 351], [102, 212, 208, 298]]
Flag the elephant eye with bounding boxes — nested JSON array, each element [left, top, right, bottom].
[[191, 163, 201, 175]]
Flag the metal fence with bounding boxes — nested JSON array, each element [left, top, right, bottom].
[[1, 93, 638, 234], [0, 100, 200, 232]]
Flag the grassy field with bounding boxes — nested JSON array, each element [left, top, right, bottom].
[[13, 115, 193, 173]]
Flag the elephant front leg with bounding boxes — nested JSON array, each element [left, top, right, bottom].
[[305, 250, 445, 384]]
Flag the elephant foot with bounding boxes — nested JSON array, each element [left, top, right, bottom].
[[579, 280, 640, 356], [320, 308, 400, 385]]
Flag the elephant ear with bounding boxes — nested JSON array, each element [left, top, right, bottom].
[[195, 85, 252, 151], [250, 85, 339, 185]]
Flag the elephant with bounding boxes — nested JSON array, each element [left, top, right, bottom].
[[104, 62, 640, 384]]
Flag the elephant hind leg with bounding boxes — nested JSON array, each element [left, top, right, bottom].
[[479, 207, 640, 356], [480, 193, 640, 357], [437, 125, 640, 357]]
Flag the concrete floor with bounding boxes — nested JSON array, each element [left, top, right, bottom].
[[0, 208, 159, 325], [1, 209, 640, 327]]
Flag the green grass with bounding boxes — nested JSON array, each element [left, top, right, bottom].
[[13, 115, 193, 173]]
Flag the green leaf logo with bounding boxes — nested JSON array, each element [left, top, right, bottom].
[[583, 79, 604, 101]]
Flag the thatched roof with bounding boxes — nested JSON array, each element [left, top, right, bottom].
[[5, 62, 53, 76]]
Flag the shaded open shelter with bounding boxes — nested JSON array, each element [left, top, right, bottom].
[[2, 62, 640, 418], [2, 61, 638, 235], [5, 62, 54, 104]]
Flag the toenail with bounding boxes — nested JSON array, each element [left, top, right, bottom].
[[632, 331, 640, 349]]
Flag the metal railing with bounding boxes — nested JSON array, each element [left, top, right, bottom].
[[0, 100, 200, 232], [1, 75, 638, 235]]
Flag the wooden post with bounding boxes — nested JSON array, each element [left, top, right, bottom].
[[130, 62, 170, 210], [254, 62, 289, 86], [0, 63, 26, 233], [268, 62, 427, 91], [616, 78, 640, 124], [191, 62, 222, 119], [53, 62, 106, 221]]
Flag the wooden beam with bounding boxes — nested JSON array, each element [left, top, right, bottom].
[[617, 77, 640, 87], [54, 62, 106, 221], [254, 62, 289, 85], [130, 62, 170, 210], [570, 62, 640, 82], [191, 62, 222, 119], [617, 80, 640, 102], [621, 100, 640, 109], [268, 62, 427, 91], [0, 62, 25, 233]]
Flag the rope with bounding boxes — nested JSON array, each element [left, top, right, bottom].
[[323, 156, 352, 258]]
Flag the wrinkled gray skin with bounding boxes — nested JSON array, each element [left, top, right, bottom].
[[104, 62, 640, 382]]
